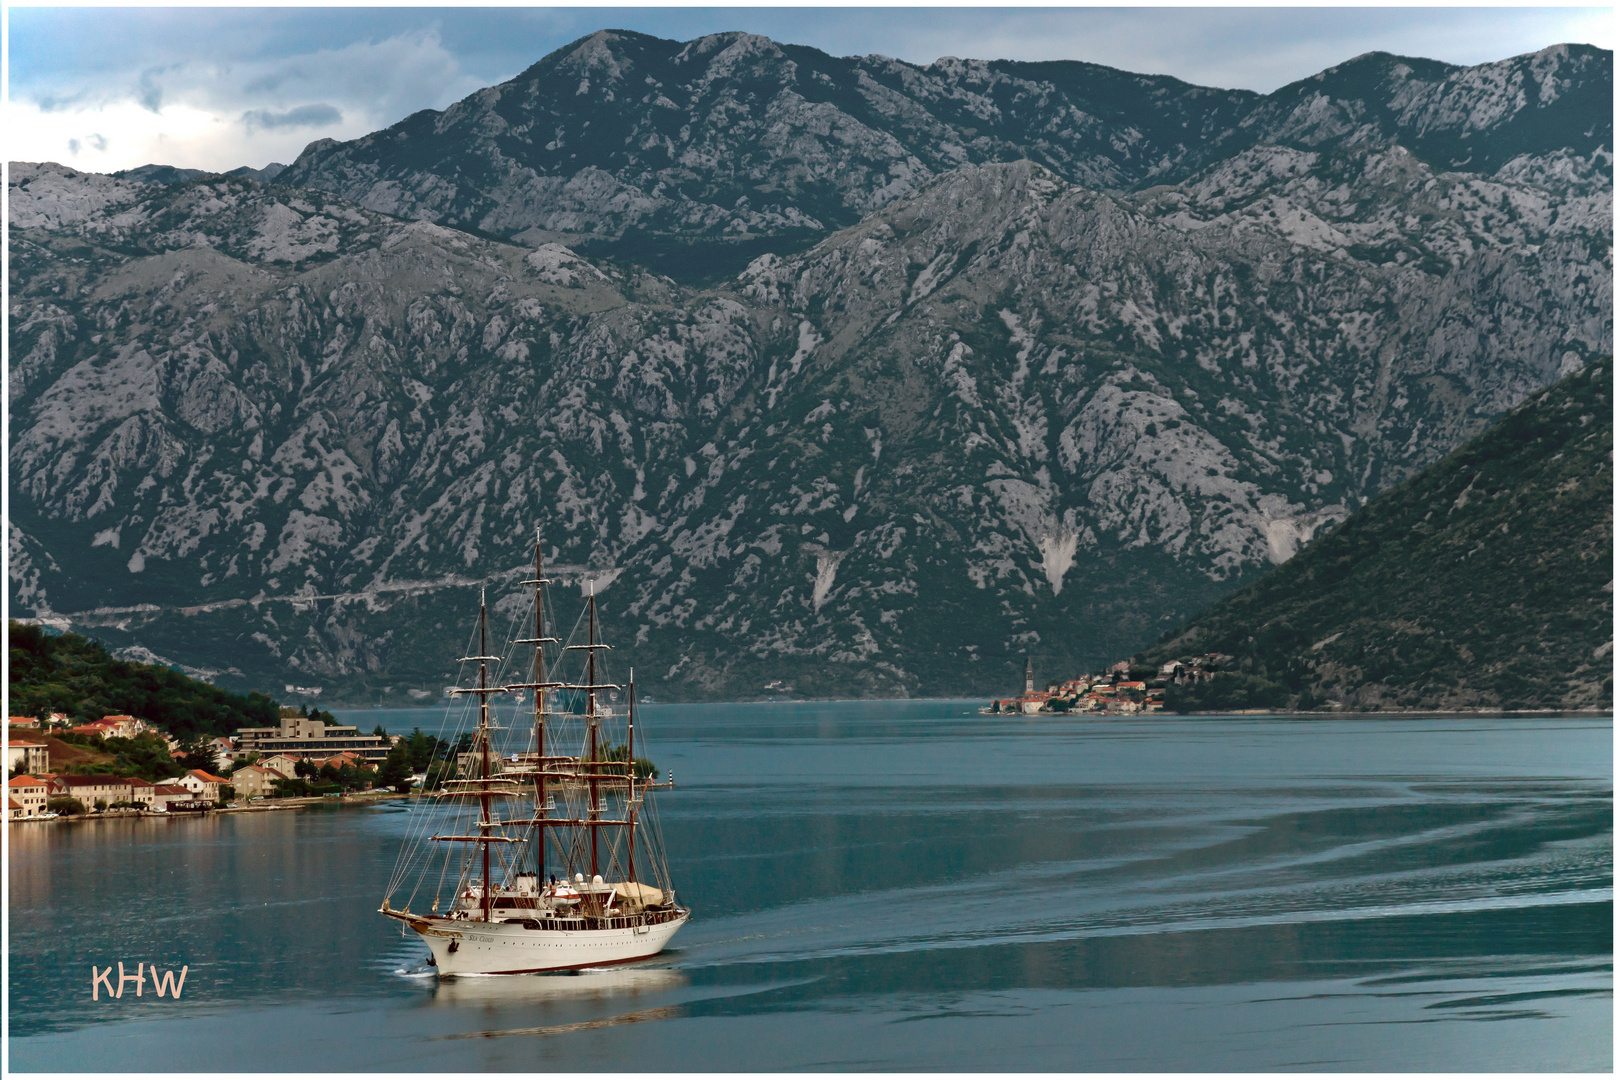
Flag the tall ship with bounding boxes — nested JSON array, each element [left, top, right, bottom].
[[381, 534, 689, 975]]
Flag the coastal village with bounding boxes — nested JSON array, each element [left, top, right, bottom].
[[6, 709, 394, 821], [988, 654, 1234, 716], [6, 649, 1247, 822]]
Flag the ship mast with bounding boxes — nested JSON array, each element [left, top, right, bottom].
[[528, 534, 551, 882], [479, 598, 491, 923], [627, 668, 636, 886], [587, 584, 600, 882], [555, 578, 618, 903], [505, 529, 566, 888], [430, 589, 514, 923]]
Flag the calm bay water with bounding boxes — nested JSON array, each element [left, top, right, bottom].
[[8, 703, 1612, 1071]]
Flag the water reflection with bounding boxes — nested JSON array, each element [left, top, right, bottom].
[[430, 966, 688, 1009]]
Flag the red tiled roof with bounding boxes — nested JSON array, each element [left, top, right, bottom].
[[7, 737, 46, 747], [186, 769, 228, 784], [127, 777, 155, 788], [8, 775, 44, 788], [55, 774, 130, 786], [8, 798, 21, 810], [153, 785, 189, 796]]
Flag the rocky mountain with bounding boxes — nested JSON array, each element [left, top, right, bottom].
[[1138, 360, 1612, 712], [277, 32, 1612, 280], [7, 35, 1612, 705]]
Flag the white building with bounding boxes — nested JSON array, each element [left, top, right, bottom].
[[8, 775, 49, 817], [6, 738, 49, 775], [230, 765, 288, 799], [179, 770, 228, 803]]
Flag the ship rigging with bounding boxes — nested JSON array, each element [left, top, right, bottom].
[[380, 532, 688, 975]]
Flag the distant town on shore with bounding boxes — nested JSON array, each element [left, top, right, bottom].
[[988, 654, 1232, 716], [5, 705, 523, 822]]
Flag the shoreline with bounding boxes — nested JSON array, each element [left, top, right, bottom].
[[327, 699, 1614, 717], [22, 790, 408, 825]]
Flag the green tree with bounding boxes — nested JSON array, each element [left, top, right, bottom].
[[601, 742, 659, 780], [101, 733, 179, 782], [423, 759, 457, 792], [176, 737, 215, 774], [294, 759, 318, 780], [378, 741, 414, 793], [48, 796, 84, 815], [404, 728, 435, 770]]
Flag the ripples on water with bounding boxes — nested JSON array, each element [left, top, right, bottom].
[[8, 707, 1611, 1070]]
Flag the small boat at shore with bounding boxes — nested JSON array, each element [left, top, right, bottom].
[[380, 532, 689, 976]]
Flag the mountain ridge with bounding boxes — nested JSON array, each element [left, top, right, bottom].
[[7, 34, 1612, 705], [275, 31, 1610, 281]]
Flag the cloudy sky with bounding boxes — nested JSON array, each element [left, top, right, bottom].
[[9, 6, 1613, 175]]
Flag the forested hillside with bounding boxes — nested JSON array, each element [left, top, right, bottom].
[[8, 621, 281, 738], [1140, 362, 1613, 711]]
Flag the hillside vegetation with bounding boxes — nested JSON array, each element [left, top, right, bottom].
[[1140, 361, 1613, 711], [8, 622, 281, 739]]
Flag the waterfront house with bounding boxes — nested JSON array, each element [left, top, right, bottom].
[[149, 785, 193, 812], [179, 769, 228, 802], [8, 775, 49, 817], [7, 736, 50, 775], [127, 777, 156, 807], [231, 764, 288, 799], [49, 774, 134, 808]]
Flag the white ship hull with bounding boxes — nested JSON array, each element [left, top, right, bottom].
[[402, 911, 689, 976]]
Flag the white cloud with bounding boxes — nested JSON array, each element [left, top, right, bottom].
[[10, 28, 489, 173]]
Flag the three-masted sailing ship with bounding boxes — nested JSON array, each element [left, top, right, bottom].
[[381, 535, 688, 976]]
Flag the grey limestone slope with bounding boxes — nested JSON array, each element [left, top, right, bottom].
[[8, 117, 1610, 702]]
